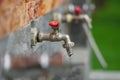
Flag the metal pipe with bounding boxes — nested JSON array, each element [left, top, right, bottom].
[[82, 23, 107, 68], [37, 31, 74, 56]]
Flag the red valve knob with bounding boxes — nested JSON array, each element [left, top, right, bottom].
[[75, 6, 83, 15], [49, 21, 59, 28]]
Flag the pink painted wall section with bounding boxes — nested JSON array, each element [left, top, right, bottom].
[[0, 0, 66, 39]]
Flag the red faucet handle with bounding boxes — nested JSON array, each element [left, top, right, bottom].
[[49, 21, 59, 28], [75, 6, 83, 15]]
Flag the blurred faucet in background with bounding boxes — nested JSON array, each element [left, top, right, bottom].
[[52, 4, 107, 68]]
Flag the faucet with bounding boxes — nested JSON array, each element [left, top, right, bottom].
[[53, 5, 107, 68], [31, 21, 74, 57], [53, 6, 92, 29]]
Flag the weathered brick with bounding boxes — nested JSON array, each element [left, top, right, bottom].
[[0, 0, 66, 39]]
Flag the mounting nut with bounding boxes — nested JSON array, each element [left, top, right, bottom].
[[31, 27, 38, 46]]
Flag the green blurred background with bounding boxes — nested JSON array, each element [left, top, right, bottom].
[[91, 0, 120, 70]]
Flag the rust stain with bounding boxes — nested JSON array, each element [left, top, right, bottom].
[[0, 0, 66, 39]]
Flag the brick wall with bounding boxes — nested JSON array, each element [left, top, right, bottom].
[[0, 0, 66, 39]]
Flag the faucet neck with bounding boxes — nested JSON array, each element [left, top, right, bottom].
[[52, 28, 59, 35]]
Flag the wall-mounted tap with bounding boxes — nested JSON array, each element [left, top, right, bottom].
[[53, 6, 92, 29], [31, 21, 74, 57]]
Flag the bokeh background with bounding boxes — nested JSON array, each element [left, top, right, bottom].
[[0, 0, 120, 72], [91, 0, 120, 70]]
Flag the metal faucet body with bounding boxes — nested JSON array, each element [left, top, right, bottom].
[[31, 22, 74, 57], [53, 5, 92, 29], [37, 28, 74, 56]]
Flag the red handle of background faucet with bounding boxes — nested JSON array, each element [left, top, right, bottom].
[[75, 6, 83, 15], [49, 21, 59, 28]]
